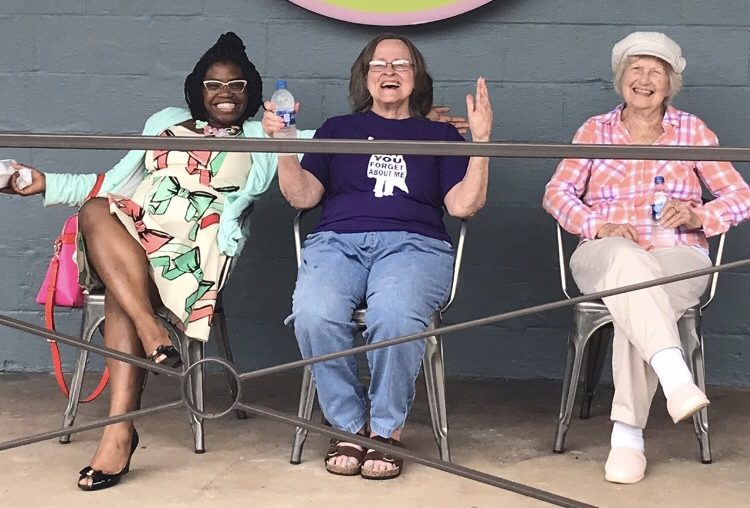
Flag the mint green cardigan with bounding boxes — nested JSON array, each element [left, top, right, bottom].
[[43, 107, 314, 256]]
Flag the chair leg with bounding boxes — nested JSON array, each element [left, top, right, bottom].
[[422, 317, 450, 462], [290, 366, 316, 464], [554, 324, 587, 454], [183, 337, 205, 454], [60, 315, 103, 444], [679, 315, 712, 464], [213, 310, 247, 420], [579, 326, 611, 419]]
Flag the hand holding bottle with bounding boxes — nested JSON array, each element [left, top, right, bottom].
[[261, 101, 298, 137], [659, 201, 702, 230]]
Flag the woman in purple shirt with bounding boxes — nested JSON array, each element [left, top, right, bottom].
[[263, 33, 492, 480]]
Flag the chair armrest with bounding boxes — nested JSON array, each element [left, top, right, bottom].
[[440, 219, 467, 313], [701, 231, 726, 311], [556, 223, 572, 300], [293, 209, 309, 268]]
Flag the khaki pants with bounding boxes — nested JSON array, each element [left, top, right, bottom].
[[570, 237, 710, 428]]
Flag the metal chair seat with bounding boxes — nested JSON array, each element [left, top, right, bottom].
[[58, 290, 246, 453], [289, 211, 466, 464]]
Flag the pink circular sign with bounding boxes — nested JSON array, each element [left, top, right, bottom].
[[288, 0, 492, 26]]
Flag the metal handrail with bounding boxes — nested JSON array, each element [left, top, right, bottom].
[[2, 132, 750, 160]]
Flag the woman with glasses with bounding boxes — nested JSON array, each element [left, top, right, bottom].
[[263, 33, 493, 480], [2, 32, 288, 491]]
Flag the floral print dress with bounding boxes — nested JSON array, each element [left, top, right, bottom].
[[109, 124, 251, 341]]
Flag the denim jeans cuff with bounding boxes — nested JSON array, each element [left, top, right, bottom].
[[340, 413, 368, 436], [369, 421, 401, 439]]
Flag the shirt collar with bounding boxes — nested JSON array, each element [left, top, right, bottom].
[[598, 103, 680, 129]]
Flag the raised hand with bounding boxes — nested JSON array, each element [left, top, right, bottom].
[[0, 163, 45, 196], [465, 77, 493, 142], [427, 106, 469, 134]]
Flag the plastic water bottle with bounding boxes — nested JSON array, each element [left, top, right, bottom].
[[651, 175, 676, 247], [270, 79, 297, 139]]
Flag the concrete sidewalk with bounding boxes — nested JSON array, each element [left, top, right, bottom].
[[1, 372, 748, 507]]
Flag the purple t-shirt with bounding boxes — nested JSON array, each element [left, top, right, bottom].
[[302, 111, 469, 242]]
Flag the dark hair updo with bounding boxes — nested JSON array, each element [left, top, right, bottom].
[[184, 32, 263, 124]]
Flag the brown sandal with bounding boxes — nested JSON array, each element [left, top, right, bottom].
[[360, 435, 405, 480], [325, 439, 366, 476]]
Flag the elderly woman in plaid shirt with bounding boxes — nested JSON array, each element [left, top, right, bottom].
[[543, 32, 750, 484]]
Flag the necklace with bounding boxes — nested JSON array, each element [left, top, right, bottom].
[[194, 120, 241, 137]]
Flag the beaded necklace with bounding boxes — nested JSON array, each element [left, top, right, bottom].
[[194, 120, 241, 137]]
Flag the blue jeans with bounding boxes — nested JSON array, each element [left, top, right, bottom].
[[285, 231, 454, 438]]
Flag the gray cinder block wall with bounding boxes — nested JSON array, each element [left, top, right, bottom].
[[1, 0, 749, 385]]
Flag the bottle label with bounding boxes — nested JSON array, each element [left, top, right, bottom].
[[276, 109, 296, 127], [652, 201, 665, 221], [651, 191, 668, 221]]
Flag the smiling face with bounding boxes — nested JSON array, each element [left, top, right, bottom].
[[620, 55, 670, 112], [202, 61, 249, 127], [366, 39, 415, 117]]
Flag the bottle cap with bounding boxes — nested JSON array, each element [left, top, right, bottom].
[[275, 79, 287, 89], [654, 175, 664, 184]]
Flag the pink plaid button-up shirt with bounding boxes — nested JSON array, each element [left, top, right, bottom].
[[543, 105, 750, 251]]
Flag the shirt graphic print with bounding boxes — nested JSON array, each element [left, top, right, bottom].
[[366, 137, 409, 197]]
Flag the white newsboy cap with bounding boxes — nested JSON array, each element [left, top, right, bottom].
[[611, 32, 686, 74]]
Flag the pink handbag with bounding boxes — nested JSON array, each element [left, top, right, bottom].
[[35, 215, 85, 308], [36, 174, 104, 310], [35, 173, 110, 403]]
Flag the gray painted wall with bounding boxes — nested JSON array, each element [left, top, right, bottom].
[[1, 0, 749, 386]]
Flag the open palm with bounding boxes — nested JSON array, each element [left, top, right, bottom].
[[466, 77, 493, 142]]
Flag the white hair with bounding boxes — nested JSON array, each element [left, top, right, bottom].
[[613, 55, 683, 103]]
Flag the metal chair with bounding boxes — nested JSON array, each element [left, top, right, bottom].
[[289, 210, 467, 464], [58, 291, 247, 453], [553, 223, 725, 464]]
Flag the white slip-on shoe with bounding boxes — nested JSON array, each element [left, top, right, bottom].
[[667, 383, 710, 424], [605, 447, 647, 484]]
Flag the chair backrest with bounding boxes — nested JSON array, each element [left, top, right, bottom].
[[293, 209, 467, 313], [554, 222, 726, 310]]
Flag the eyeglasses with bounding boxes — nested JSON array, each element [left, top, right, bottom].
[[202, 79, 248, 93], [367, 59, 413, 73]]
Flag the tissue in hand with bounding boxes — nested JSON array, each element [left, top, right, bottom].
[[16, 167, 32, 190], [0, 159, 16, 188], [0, 159, 33, 190]]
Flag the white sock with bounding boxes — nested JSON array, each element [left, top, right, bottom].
[[610, 421, 644, 453], [650, 347, 694, 398]]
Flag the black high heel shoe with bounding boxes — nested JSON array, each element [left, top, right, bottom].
[[78, 429, 140, 491], [147, 316, 183, 369], [147, 344, 183, 368]]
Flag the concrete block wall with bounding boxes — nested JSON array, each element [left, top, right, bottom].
[[1, 0, 749, 385]]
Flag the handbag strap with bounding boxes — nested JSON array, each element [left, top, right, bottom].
[[86, 173, 105, 200], [45, 172, 109, 403], [44, 268, 110, 403], [49, 341, 110, 403]]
